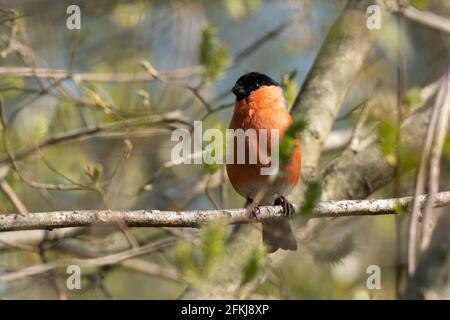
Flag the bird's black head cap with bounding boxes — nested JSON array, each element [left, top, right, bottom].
[[232, 72, 280, 101]]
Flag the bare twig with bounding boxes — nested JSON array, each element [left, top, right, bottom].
[[0, 66, 202, 83], [0, 228, 81, 250], [401, 6, 450, 34], [0, 239, 175, 283], [120, 259, 180, 283], [38, 245, 67, 300], [231, 11, 304, 65], [394, 5, 406, 297], [0, 178, 29, 215], [322, 128, 353, 151], [407, 65, 450, 276], [420, 55, 450, 251], [0, 111, 191, 166]]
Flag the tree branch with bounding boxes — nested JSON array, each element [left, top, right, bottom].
[[0, 239, 175, 283], [0, 66, 201, 83], [0, 111, 191, 165], [401, 6, 450, 34], [0, 192, 449, 232], [408, 60, 450, 275]]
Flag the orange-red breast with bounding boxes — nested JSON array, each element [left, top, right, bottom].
[[226, 72, 301, 253]]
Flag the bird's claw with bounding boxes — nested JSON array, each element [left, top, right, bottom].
[[274, 196, 295, 218], [245, 198, 259, 219], [250, 206, 260, 219]]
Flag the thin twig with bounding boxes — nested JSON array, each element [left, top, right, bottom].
[[420, 54, 450, 251], [38, 244, 67, 300], [0, 111, 191, 166], [0, 239, 175, 283], [401, 6, 450, 34], [407, 66, 450, 276], [394, 6, 406, 297], [0, 179, 29, 215], [0, 66, 202, 82]]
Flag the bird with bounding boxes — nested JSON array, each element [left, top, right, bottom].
[[226, 72, 301, 253]]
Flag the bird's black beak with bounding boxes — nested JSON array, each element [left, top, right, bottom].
[[232, 84, 247, 99]]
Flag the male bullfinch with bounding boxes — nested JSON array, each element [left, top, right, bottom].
[[226, 72, 301, 253]]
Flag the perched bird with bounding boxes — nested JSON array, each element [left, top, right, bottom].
[[226, 72, 301, 253]]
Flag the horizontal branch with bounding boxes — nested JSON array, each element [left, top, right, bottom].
[[0, 111, 191, 165], [1, 192, 449, 232], [0, 239, 175, 283], [0, 66, 201, 82], [0, 9, 301, 86]]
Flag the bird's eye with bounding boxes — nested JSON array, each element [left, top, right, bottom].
[[254, 83, 260, 89]]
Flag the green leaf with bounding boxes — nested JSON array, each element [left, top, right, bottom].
[[241, 246, 265, 285], [92, 164, 103, 184], [203, 161, 221, 174], [110, 1, 148, 29], [377, 121, 395, 157], [200, 219, 227, 271], [84, 163, 104, 185], [224, 0, 261, 19], [394, 202, 408, 215], [21, 114, 49, 144], [286, 117, 307, 137], [411, 0, 428, 10], [279, 117, 307, 163], [443, 134, 450, 160], [202, 124, 225, 173], [200, 25, 229, 81], [175, 241, 200, 282], [405, 87, 422, 108], [377, 120, 419, 171], [301, 180, 322, 218], [175, 220, 227, 282], [0, 76, 24, 98], [282, 70, 298, 111]]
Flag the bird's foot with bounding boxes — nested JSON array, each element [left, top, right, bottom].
[[274, 196, 295, 218], [250, 206, 260, 219], [245, 197, 259, 219]]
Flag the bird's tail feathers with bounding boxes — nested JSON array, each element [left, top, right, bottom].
[[262, 220, 297, 253]]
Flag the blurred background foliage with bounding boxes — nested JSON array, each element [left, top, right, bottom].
[[0, 0, 449, 299]]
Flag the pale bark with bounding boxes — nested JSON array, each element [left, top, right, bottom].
[[1, 192, 449, 232]]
